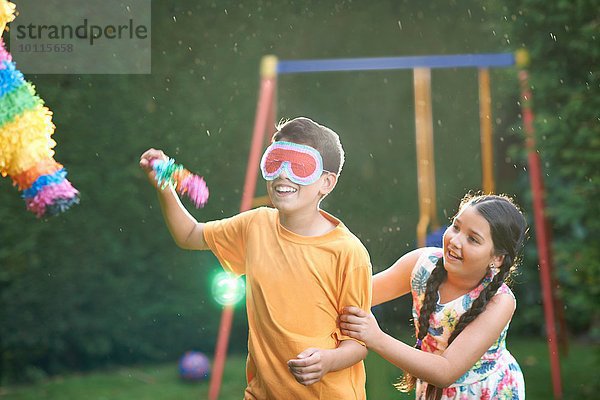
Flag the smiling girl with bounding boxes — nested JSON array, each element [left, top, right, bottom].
[[340, 194, 527, 400]]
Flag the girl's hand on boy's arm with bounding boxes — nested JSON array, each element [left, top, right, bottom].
[[339, 306, 385, 348], [341, 296, 516, 388]]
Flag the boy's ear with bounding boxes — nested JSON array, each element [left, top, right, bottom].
[[319, 173, 337, 195]]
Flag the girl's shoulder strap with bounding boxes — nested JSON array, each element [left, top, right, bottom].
[[418, 247, 443, 271], [411, 247, 443, 295], [495, 282, 516, 301]]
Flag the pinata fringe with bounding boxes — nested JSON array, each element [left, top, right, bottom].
[[0, 105, 56, 176], [0, 0, 79, 217], [152, 158, 209, 208]]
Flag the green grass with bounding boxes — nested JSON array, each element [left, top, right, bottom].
[[1, 338, 597, 399], [0, 356, 247, 400]]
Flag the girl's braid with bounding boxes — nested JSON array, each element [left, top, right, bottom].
[[396, 258, 446, 392], [420, 260, 509, 400], [417, 259, 447, 345], [427, 255, 515, 400], [448, 253, 514, 345]]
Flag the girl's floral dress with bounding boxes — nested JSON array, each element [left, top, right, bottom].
[[411, 248, 525, 400]]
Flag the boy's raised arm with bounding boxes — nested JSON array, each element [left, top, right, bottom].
[[140, 148, 209, 251]]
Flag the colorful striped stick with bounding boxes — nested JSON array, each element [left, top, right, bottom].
[[151, 158, 209, 208]]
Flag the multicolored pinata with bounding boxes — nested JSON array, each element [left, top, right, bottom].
[[0, 0, 79, 217]]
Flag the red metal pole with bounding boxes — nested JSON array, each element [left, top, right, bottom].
[[208, 56, 278, 400], [517, 51, 563, 400], [207, 306, 234, 400], [240, 75, 277, 211]]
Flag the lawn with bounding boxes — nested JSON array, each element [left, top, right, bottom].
[[0, 337, 596, 399], [0, 355, 247, 400]]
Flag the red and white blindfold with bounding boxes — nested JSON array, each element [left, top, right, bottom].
[[260, 141, 326, 185]]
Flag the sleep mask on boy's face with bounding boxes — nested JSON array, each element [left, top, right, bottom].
[[260, 141, 325, 185]]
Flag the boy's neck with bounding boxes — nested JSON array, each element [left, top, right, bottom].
[[279, 208, 337, 236]]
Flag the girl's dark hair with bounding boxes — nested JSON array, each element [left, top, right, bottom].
[[396, 194, 527, 399]]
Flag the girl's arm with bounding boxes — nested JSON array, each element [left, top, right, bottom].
[[140, 148, 209, 250], [372, 248, 425, 306], [340, 293, 516, 387]]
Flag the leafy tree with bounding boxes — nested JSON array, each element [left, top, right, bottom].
[[486, 0, 600, 337]]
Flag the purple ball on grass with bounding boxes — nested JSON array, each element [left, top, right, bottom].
[[178, 351, 211, 381]]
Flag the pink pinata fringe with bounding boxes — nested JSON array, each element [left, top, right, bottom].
[[152, 158, 209, 208], [25, 180, 79, 217], [180, 174, 209, 208], [0, 38, 11, 66]]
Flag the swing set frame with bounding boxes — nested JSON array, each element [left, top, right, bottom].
[[208, 52, 564, 400]]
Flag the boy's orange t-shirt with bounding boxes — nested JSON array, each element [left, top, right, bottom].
[[204, 207, 372, 400]]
